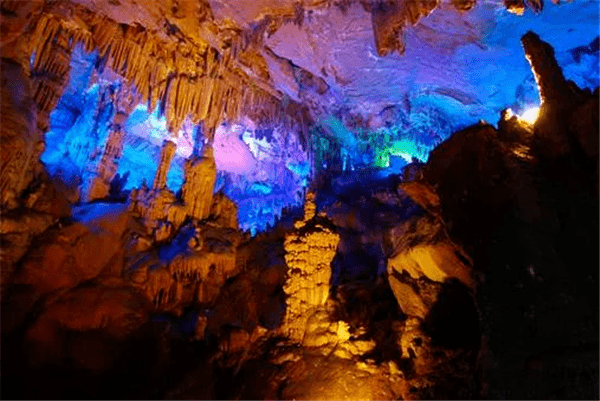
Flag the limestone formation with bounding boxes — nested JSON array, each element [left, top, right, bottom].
[[153, 140, 178, 190], [0, 2, 597, 400], [282, 192, 340, 341], [521, 31, 572, 105], [370, 0, 438, 56], [28, 19, 74, 133], [130, 185, 178, 229], [211, 192, 239, 229], [521, 31, 597, 159], [181, 145, 217, 221], [388, 242, 474, 290], [86, 113, 127, 201]]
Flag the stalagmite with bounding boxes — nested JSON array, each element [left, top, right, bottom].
[[521, 31, 572, 106], [282, 192, 340, 341], [181, 144, 217, 221], [521, 31, 597, 159], [86, 111, 127, 201], [153, 140, 177, 190]]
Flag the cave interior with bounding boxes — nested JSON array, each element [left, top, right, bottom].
[[0, 0, 599, 399]]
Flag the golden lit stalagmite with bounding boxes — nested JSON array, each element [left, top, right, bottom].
[[282, 192, 340, 341], [182, 144, 217, 221], [129, 140, 179, 231], [153, 140, 178, 190]]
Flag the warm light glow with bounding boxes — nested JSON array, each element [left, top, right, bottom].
[[520, 107, 540, 125]]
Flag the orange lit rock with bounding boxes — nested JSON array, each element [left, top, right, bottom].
[[153, 140, 178, 190], [210, 192, 239, 229], [370, 0, 438, 56], [498, 108, 534, 143], [0, 59, 45, 210], [387, 274, 429, 319], [194, 313, 208, 341], [282, 192, 340, 341], [24, 277, 151, 368], [388, 242, 474, 290], [14, 206, 130, 295], [182, 145, 217, 221], [130, 186, 178, 229]]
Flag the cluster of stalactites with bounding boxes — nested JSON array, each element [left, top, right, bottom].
[[26, 14, 74, 133], [24, 9, 311, 139]]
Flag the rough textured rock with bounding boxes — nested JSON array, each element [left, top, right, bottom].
[[28, 15, 74, 133], [24, 277, 151, 367], [497, 108, 534, 143], [388, 242, 474, 290], [12, 204, 131, 296]]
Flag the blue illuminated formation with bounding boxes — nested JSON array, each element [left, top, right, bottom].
[[42, 43, 108, 194], [120, 104, 185, 192], [40, 8, 599, 236], [42, 44, 186, 201]]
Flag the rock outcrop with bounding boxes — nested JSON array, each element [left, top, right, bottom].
[[422, 33, 599, 398], [522, 31, 599, 160]]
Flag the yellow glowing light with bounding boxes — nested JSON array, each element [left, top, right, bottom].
[[520, 107, 540, 125]]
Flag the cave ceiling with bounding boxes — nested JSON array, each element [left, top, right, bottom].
[[4, 0, 599, 129]]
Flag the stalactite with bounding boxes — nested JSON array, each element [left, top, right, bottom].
[[29, 18, 73, 133], [11, 1, 313, 168]]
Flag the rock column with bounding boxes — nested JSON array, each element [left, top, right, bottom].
[[153, 140, 177, 190], [87, 112, 127, 201], [181, 144, 216, 220], [282, 192, 340, 341]]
